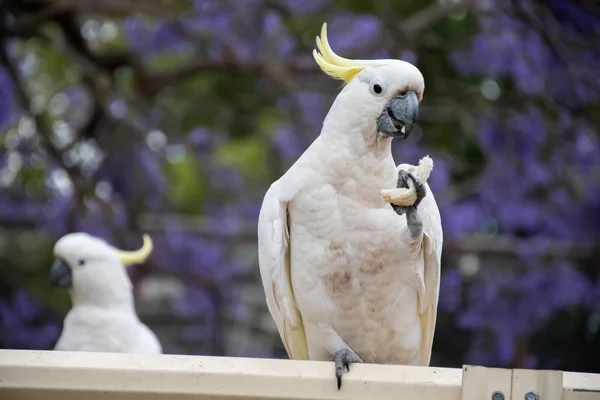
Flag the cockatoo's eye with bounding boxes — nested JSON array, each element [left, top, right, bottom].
[[78, 259, 86, 267], [370, 80, 386, 96]]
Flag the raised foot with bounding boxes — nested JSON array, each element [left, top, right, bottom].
[[391, 169, 426, 237], [333, 348, 362, 390]]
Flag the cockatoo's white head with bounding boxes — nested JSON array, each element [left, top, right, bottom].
[[50, 233, 153, 307], [313, 23, 425, 143]]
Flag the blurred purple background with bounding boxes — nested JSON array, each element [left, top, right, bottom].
[[0, 0, 599, 372]]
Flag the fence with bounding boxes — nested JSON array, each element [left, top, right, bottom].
[[0, 350, 598, 399]]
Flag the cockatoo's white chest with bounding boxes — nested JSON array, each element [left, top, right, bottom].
[[55, 305, 161, 354], [287, 148, 424, 364]]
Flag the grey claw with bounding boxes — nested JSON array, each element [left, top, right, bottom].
[[396, 169, 410, 189], [333, 348, 361, 390], [393, 170, 425, 236], [392, 169, 410, 216], [406, 172, 426, 207], [392, 169, 426, 216]]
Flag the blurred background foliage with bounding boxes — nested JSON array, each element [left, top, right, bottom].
[[0, 0, 599, 372]]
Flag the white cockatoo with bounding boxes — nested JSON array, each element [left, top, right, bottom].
[[258, 23, 442, 389], [50, 232, 162, 354]]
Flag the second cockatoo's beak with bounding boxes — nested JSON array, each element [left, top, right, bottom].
[[376, 90, 419, 139], [50, 259, 72, 288]]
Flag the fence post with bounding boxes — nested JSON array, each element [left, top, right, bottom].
[[462, 365, 513, 400], [512, 369, 564, 400]]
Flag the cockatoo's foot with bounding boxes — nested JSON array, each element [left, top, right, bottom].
[[333, 348, 362, 390], [397, 169, 426, 206], [391, 169, 426, 237]]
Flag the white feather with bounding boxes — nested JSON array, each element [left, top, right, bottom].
[[258, 56, 442, 366], [52, 233, 162, 354]]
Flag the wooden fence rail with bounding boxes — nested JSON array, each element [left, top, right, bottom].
[[0, 350, 598, 399]]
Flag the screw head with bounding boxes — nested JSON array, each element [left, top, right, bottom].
[[525, 391, 539, 400], [492, 391, 505, 400]]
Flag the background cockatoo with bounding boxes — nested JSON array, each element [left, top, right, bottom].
[[257, 23, 442, 389], [50, 232, 162, 354]]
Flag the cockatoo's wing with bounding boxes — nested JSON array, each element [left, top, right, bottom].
[[397, 164, 443, 366], [257, 183, 309, 360]]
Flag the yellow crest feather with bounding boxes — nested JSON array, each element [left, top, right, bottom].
[[114, 234, 153, 267], [312, 22, 366, 84]]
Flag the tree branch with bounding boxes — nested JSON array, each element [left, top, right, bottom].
[[402, 0, 479, 36], [445, 234, 597, 260], [0, 35, 94, 214]]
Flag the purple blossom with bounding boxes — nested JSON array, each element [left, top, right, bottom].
[[94, 144, 167, 207], [439, 269, 463, 312], [122, 16, 154, 54], [151, 23, 190, 53], [441, 201, 488, 239], [0, 67, 18, 130], [173, 288, 214, 319], [262, 12, 296, 57], [286, 0, 332, 14], [428, 156, 450, 193], [0, 290, 61, 350], [2, 0, 599, 369], [326, 14, 383, 55]]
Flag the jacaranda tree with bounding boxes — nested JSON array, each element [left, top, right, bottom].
[[0, 0, 598, 372]]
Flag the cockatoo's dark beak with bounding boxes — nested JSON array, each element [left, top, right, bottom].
[[50, 259, 72, 288], [376, 90, 419, 139]]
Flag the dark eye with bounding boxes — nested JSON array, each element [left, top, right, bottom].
[[373, 84, 383, 94], [78, 259, 85, 266]]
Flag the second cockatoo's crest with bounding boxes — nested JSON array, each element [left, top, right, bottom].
[[53, 233, 153, 268], [115, 234, 153, 267], [312, 22, 367, 84]]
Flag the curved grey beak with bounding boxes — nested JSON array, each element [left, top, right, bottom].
[[50, 259, 72, 288], [376, 90, 419, 139]]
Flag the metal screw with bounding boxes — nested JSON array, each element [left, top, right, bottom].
[[525, 391, 539, 400], [492, 391, 505, 400]]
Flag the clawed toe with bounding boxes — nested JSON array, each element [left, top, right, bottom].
[[397, 170, 426, 206], [396, 169, 410, 189], [406, 172, 426, 207], [333, 348, 362, 390], [392, 169, 426, 215]]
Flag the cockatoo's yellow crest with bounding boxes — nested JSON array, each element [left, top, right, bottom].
[[113, 234, 153, 267], [312, 22, 366, 84]]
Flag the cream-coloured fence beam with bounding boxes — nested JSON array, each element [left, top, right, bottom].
[[0, 350, 463, 400], [563, 371, 600, 400], [0, 350, 598, 400], [512, 368, 564, 400], [461, 365, 512, 400], [459, 365, 600, 400]]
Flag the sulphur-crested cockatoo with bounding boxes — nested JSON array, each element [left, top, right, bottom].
[[258, 23, 442, 388], [50, 232, 162, 354]]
